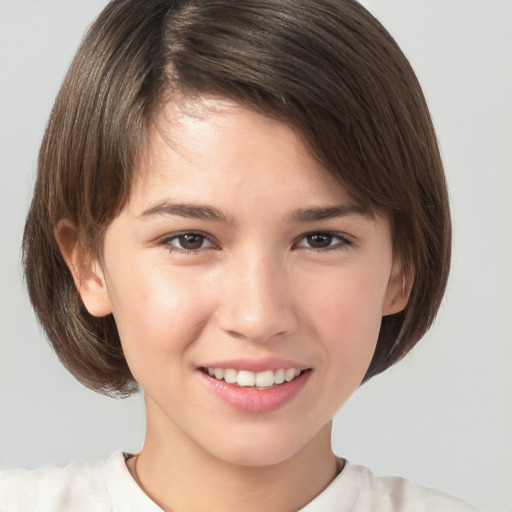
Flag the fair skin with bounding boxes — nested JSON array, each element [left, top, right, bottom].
[[57, 97, 409, 512]]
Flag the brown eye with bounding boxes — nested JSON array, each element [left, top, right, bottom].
[[306, 234, 333, 248], [295, 232, 350, 251], [178, 234, 205, 250], [166, 233, 213, 252]]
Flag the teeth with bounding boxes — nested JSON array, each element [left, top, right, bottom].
[[237, 370, 255, 387], [274, 368, 285, 384], [255, 370, 274, 387], [284, 368, 297, 382], [224, 368, 238, 384], [205, 367, 304, 388]]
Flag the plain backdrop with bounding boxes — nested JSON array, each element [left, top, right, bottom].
[[0, 2, 511, 511]]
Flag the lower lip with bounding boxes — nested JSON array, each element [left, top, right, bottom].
[[199, 370, 311, 414]]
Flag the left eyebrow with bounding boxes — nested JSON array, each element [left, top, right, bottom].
[[289, 203, 373, 222]]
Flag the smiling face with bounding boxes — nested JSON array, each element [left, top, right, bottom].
[[69, 97, 408, 467]]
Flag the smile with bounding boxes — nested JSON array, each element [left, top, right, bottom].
[[204, 368, 303, 388], [199, 366, 312, 413]]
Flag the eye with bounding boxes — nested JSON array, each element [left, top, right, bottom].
[[163, 232, 214, 252], [294, 232, 350, 250]]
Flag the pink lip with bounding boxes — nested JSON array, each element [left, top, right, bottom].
[[198, 368, 311, 414], [199, 357, 308, 373]]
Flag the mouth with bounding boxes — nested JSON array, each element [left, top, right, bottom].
[[198, 364, 312, 413], [200, 367, 307, 389]]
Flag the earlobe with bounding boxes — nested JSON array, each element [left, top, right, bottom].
[[54, 220, 113, 317], [382, 260, 413, 316]]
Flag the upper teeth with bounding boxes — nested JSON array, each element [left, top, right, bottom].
[[207, 368, 302, 388]]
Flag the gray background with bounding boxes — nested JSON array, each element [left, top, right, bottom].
[[1, 1, 511, 511]]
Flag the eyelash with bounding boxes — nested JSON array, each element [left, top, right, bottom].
[[159, 231, 352, 254], [159, 231, 217, 254], [293, 232, 352, 252]]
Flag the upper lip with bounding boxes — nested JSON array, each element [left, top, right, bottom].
[[199, 357, 310, 373]]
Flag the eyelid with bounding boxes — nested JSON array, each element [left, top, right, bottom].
[[158, 231, 218, 252], [293, 231, 353, 251]]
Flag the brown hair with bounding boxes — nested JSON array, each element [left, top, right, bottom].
[[23, 0, 451, 396]]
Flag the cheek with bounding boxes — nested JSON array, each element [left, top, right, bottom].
[[304, 268, 386, 374], [105, 261, 215, 375]]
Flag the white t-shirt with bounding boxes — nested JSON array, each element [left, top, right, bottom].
[[0, 452, 478, 512]]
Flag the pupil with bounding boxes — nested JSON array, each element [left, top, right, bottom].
[[307, 234, 332, 248], [180, 234, 203, 250]]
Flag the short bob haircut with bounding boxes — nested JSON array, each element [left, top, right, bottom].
[[23, 0, 450, 397]]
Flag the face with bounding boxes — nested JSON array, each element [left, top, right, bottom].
[[74, 98, 407, 467]]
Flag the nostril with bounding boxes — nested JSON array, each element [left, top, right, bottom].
[[226, 330, 251, 341]]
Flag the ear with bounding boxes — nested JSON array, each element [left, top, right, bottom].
[[54, 220, 113, 317], [382, 259, 413, 316]]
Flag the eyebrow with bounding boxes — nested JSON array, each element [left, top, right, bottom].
[[139, 201, 233, 224], [289, 203, 372, 222], [139, 200, 372, 224]]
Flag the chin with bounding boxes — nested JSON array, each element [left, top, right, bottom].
[[216, 446, 297, 468], [204, 424, 319, 468]]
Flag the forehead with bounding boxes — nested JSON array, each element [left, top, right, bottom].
[[131, 96, 356, 210]]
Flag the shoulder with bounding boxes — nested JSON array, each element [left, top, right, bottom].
[[341, 461, 479, 512], [0, 456, 110, 512], [302, 459, 479, 512]]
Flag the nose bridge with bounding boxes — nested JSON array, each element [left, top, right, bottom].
[[217, 248, 297, 342]]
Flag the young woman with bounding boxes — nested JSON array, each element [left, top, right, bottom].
[[0, 0, 479, 510]]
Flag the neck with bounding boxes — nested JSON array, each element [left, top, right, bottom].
[[128, 398, 339, 512]]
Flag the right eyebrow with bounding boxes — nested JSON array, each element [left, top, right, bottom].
[[138, 201, 234, 224]]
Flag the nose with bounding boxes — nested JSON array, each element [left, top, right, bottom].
[[215, 252, 298, 344]]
